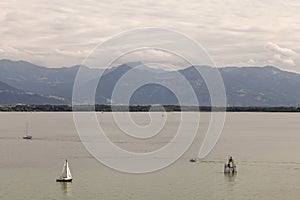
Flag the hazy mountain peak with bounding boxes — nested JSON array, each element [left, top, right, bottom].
[[1, 58, 300, 106]]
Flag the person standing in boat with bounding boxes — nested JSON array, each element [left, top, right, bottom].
[[228, 156, 234, 164], [228, 156, 236, 173], [228, 156, 234, 168]]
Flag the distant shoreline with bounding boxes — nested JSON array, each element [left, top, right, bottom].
[[1, 104, 300, 112]]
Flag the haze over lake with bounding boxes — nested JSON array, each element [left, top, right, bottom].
[[1, 112, 300, 200]]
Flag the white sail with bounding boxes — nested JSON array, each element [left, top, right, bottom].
[[23, 123, 32, 139], [60, 160, 72, 179], [66, 161, 72, 178]]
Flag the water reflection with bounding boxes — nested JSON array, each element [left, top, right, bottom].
[[224, 173, 236, 183], [59, 182, 72, 196], [223, 173, 237, 198]]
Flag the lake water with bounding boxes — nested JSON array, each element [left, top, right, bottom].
[[1, 112, 300, 200]]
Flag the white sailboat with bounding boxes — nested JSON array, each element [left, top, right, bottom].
[[56, 160, 73, 182], [23, 123, 32, 139]]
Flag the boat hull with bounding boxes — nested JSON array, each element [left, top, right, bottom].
[[23, 136, 32, 139], [224, 163, 237, 174], [56, 178, 72, 182]]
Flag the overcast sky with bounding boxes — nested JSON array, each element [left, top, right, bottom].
[[0, 0, 300, 72]]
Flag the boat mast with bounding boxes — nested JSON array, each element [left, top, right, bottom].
[[26, 123, 28, 136]]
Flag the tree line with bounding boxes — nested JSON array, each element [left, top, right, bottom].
[[1, 104, 300, 112]]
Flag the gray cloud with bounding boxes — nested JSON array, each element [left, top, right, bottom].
[[0, 0, 299, 71]]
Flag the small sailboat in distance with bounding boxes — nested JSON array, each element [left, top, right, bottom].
[[23, 123, 32, 140], [56, 160, 73, 182]]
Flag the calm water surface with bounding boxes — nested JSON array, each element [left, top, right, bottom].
[[0, 112, 300, 200]]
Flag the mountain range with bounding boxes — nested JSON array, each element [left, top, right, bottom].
[[1, 59, 300, 106]]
